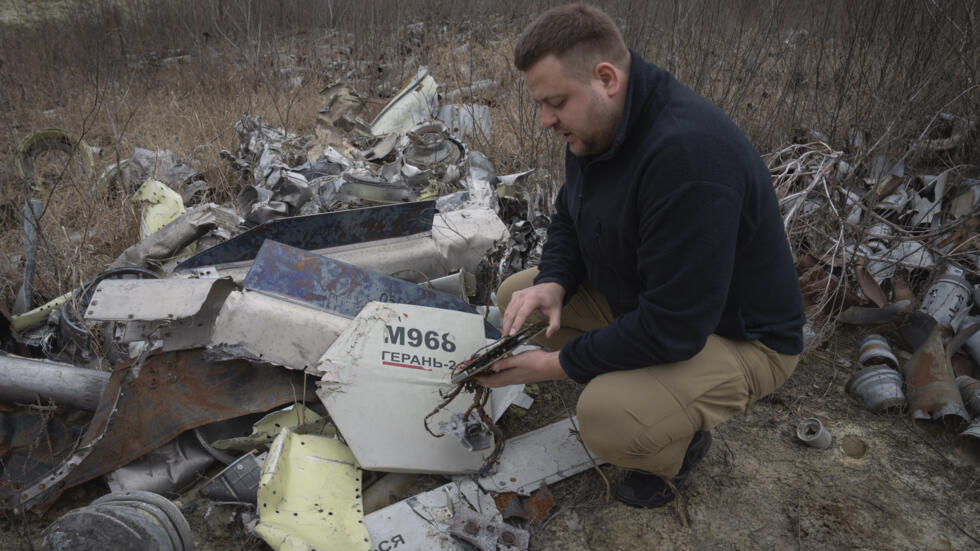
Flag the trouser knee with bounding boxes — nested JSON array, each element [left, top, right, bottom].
[[576, 372, 696, 477], [495, 268, 538, 312]]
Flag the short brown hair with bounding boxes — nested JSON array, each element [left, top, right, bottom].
[[514, 4, 629, 76]]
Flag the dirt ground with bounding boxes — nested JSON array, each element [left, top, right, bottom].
[[4, 328, 978, 551]]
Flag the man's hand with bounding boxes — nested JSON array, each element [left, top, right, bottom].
[[474, 350, 567, 388], [502, 282, 565, 337]]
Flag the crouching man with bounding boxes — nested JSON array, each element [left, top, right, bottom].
[[476, 4, 805, 508]]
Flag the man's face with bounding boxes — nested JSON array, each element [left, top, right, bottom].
[[523, 54, 622, 156]]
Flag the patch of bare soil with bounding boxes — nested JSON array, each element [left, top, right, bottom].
[[530, 333, 980, 551]]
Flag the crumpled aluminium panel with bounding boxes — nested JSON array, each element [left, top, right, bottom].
[[206, 288, 349, 370], [3, 349, 314, 512], [474, 417, 602, 496]]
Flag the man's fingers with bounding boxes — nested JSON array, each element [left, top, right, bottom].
[[546, 309, 562, 338], [510, 300, 540, 336], [501, 293, 526, 336]]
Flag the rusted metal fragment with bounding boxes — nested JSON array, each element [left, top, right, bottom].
[[0, 409, 89, 501], [493, 485, 556, 528], [856, 264, 888, 307], [901, 318, 970, 423], [4, 349, 313, 512]]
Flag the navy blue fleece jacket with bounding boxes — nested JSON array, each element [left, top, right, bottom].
[[534, 51, 805, 383]]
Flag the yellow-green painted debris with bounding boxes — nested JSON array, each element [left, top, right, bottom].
[[255, 427, 370, 551], [211, 404, 332, 454], [134, 179, 187, 239]]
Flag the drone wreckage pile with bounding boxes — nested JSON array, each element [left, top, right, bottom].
[[2, 64, 979, 550], [2, 69, 573, 551]]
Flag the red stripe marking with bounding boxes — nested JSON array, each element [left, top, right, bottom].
[[382, 361, 431, 371]]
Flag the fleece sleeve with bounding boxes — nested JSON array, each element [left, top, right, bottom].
[[533, 183, 586, 298], [558, 178, 744, 383]]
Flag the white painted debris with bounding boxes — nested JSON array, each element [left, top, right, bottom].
[[475, 417, 602, 496], [207, 289, 349, 370], [438, 103, 491, 141], [316, 302, 490, 473], [85, 278, 235, 321], [365, 479, 527, 551], [370, 68, 438, 137], [433, 207, 509, 274], [85, 279, 350, 370]]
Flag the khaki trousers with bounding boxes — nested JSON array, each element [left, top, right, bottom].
[[497, 268, 799, 477]]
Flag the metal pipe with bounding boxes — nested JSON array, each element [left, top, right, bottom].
[[0, 353, 110, 410]]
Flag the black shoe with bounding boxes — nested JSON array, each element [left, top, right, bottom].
[[614, 430, 713, 508]]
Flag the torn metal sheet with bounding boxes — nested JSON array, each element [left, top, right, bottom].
[[106, 147, 201, 191], [370, 67, 437, 136], [242, 240, 496, 337], [207, 288, 349, 370], [316, 302, 491, 473], [493, 486, 556, 528], [109, 204, 220, 270], [365, 478, 512, 551], [438, 104, 491, 141], [175, 201, 435, 271], [475, 417, 601, 495], [85, 277, 236, 353], [418, 270, 475, 299], [13, 199, 42, 315], [901, 317, 970, 423], [339, 168, 416, 203], [255, 427, 370, 551], [86, 277, 236, 321], [210, 404, 330, 454], [909, 170, 951, 227], [200, 452, 265, 504], [0, 353, 110, 411], [489, 384, 533, 423], [105, 431, 215, 497], [450, 504, 529, 551], [4, 349, 314, 512], [432, 206, 509, 274], [10, 291, 71, 332]]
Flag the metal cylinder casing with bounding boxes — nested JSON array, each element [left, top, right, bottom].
[[919, 265, 972, 329], [956, 375, 980, 416], [796, 418, 832, 449], [953, 315, 980, 366], [847, 364, 906, 412], [858, 334, 898, 369]]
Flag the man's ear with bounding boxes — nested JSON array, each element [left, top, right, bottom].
[[594, 62, 622, 97]]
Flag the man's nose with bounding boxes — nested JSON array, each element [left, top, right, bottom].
[[540, 107, 558, 128]]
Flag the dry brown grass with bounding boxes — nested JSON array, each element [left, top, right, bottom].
[[0, 0, 976, 309]]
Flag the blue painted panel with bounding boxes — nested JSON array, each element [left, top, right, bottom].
[[243, 240, 501, 339], [177, 201, 435, 270]]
